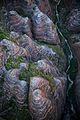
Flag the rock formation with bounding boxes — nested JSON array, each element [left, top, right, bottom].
[[0, 0, 67, 120]]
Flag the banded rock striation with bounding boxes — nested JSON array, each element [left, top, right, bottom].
[[0, 1, 67, 120]]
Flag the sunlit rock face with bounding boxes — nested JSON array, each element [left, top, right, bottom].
[[29, 76, 66, 120], [31, 6, 60, 44], [35, 59, 60, 77]]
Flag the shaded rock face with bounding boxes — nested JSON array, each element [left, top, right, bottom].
[[4, 69, 28, 108], [7, 11, 32, 38], [56, 0, 80, 119], [72, 42, 80, 62], [66, 9, 80, 33], [63, 0, 77, 10], [35, 0, 52, 19], [72, 42, 80, 117], [73, 71, 80, 117], [4, 0, 52, 19], [0, 1, 67, 120], [0, 46, 6, 75], [64, 3, 80, 117]]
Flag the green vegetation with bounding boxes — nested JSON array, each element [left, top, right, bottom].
[[5, 56, 25, 70], [20, 62, 53, 81], [17, 107, 32, 120], [19, 68, 28, 81], [19, 62, 55, 92], [48, 44, 64, 58], [29, 63, 53, 82], [0, 29, 9, 40]]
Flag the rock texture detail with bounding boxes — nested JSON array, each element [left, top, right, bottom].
[[0, 0, 66, 120]]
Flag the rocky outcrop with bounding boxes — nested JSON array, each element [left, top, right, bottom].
[[31, 6, 60, 44], [57, 0, 80, 119], [0, 1, 67, 120], [66, 9, 80, 33], [35, 0, 52, 19], [7, 11, 32, 38], [29, 76, 66, 120]]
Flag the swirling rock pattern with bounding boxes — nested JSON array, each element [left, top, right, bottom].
[[29, 76, 66, 120], [4, 69, 28, 108], [31, 6, 60, 44], [0, 1, 67, 120], [0, 39, 30, 58], [7, 11, 32, 38], [17, 34, 40, 61], [35, 59, 60, 77], [10, 32, 58, 61], [29, 76, 55, 120]]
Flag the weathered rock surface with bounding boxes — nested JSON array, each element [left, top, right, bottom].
[[0, 39, 30, 58], [29, 76, 66, 120], [66, 9, 80, 33], [4, 68, 28, 108], [35, 0, 52, 19], [72, 42, 80, 62], [7, 11, 32, 38], [0, 0, 67, 120], [35, 59, 60, 77], [0, 46, 6, 75], [31, 6, 60, 44]]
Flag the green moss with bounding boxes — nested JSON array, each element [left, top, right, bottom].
[[5, 56, 25, 70], [36, 41, 64, 58], [19, 62, 55, 91], [0, 29, 9, 40], [48, 44, 64, 58], [29, 63, 53, 81], [20, 63, 52, 81], [30, 63, 56, 92], [1, 99, 32, 120], [19, 69, 28, 81], [19, 63, 55, 92]]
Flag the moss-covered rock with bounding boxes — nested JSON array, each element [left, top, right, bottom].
[[0, 29, 9, 40], [5, 56, 25, 70]]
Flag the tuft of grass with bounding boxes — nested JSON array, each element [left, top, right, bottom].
[[0, 29, 9, 40], [19, 69, 28, 81], [5, 56, 25, 70]]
